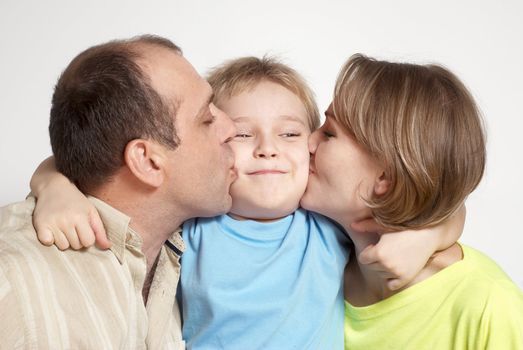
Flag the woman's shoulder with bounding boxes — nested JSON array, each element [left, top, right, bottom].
[[461, 245, 520, 287], [449, 244, 523, 312]]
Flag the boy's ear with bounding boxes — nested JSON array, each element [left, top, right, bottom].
[[124, 139, 165, 188], [374, 171, 391, 196]]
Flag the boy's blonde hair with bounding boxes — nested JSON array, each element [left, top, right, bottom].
[[333, 54, 486, 230], [207, 56, 320, 131]]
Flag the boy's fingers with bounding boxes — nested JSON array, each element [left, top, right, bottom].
[[358, 244, 378, 265], [76, 221, 96, 248], [33, 216, 55, 246], [36, 227, 55, 246], [90, 212, 110, 250], [64, 227, 82, 250], [53, 229, 71, 251], [387, 278, 406, 291]]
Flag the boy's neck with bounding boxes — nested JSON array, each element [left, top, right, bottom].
[[344, 242, 463, 307]]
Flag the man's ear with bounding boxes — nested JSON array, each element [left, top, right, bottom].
[[374, 171, 391, 196], [124, 139, 166, 188]]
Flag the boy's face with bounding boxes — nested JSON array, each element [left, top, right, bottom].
[[219, 80, 311, 220]]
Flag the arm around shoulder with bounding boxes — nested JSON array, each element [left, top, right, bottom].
[[29, 156, 110, 250]]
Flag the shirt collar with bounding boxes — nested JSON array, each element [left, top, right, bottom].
[[88, 196, 132, 264], [87, 196, 185, 262]]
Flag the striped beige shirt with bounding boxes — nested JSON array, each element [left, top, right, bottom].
[[0, 197, 185, 349]]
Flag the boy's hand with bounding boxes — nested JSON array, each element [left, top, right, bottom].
[[351, 218, 435, 291], [351, 207, 465, 291], [32, 177, 110, 250], [31, 157, 110, 250]]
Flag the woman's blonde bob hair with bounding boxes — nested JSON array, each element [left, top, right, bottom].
[[333, 54, 486, 230], [206, 56, 320, 131]]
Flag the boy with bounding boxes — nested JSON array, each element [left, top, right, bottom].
[[180, 57, 349, 349]]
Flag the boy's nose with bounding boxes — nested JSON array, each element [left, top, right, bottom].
[[254, 136, 278, 158], [256, 150, 277, 158]]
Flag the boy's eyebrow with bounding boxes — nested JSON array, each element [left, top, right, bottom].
[[231, 116, 251, 123], [279, 115, 306, 125], [232, 115, 307, 125]]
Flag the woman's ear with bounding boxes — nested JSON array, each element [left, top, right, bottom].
[[124, 139, 165, 188], [374, 171, 391, 196]]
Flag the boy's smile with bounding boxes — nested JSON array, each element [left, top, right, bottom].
[[217, 80, 311, 221], [248, 169, 287, 175]]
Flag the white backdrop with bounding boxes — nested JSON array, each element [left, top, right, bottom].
[[1, 0, 522, 288]]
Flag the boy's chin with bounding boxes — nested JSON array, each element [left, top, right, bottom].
[[229, 204, 300, 222]]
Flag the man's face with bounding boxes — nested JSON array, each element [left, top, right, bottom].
[[143, 46, 237, 219]]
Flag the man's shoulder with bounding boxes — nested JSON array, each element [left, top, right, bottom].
[[0, 198, 36, 234], [0, 198, 41, 259], [0, 198, 114, 269]]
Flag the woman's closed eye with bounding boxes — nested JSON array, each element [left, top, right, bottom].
[[322, 130, 335, 138]]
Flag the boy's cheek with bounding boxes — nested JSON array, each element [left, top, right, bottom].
[[228, 144, 252, 165]]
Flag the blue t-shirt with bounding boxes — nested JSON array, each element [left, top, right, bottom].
[[180, 209, 351, 349]]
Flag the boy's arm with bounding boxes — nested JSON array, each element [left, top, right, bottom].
[[351, 206, 465, 290], [30, 156, 110, 250]]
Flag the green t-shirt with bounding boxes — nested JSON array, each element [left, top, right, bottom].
[[345, 244, 523, 349]]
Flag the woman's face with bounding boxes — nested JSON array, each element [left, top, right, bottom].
[[300, 104, 384, 225]]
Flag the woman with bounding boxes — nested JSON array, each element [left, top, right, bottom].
[[301, 54, 523, 349]]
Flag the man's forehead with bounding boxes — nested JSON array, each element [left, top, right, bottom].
[[138, 47, 187, 82], [134, 45, 213, 127], [140, 47, 207, 98], [174, 75, 214, 129]]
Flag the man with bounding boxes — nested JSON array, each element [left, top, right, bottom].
[[0, 35, 236, 349]]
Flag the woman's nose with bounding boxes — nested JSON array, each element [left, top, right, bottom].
[[308, 130, 320, 155]]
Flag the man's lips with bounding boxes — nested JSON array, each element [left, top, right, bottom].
[[247, 169, 287, 175]]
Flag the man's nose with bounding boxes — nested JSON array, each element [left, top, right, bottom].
[[216, 107, 236, 143]]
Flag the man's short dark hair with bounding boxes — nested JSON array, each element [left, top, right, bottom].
[[49, 35, 182, 193]]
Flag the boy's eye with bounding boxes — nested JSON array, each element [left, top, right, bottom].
[[235, 133, 252, 138], [280, 132, 300, 138]]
